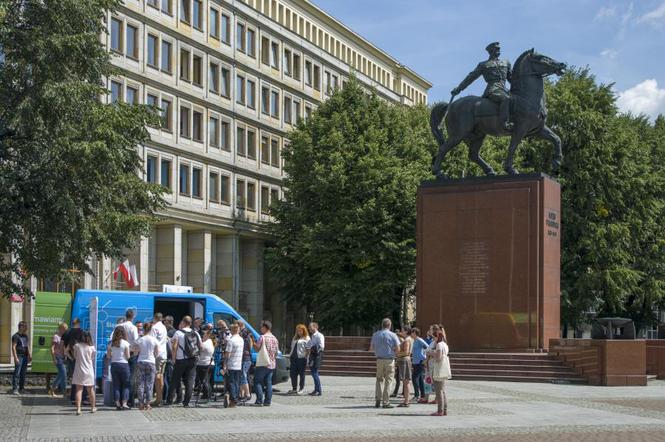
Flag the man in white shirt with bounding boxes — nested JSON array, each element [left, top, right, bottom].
[[150, 312, 168, 406], [116, 309, 139, 408], [306, 322, 325, 396], [223, 324, 244, 407], [167, 316, 201, 407]]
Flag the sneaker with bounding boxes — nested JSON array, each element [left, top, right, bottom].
[[11, 390, 20, 396], [308, 391, 321, 396], [430, 411, 444, 416], [382, 404, 395, 409], [263, 403, 271, 407], [252, 402, 264, 407], [286, 389, 297, 395], [297, 389, 305, 395], [19, 389, 28, 395]]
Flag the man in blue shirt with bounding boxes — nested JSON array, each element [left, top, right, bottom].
[[410, 328, 428, 402], [370, 318, 400, 409]]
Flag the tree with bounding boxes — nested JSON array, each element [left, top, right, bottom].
[[0, 0, 166, 298], [266, 78, 436, 329]]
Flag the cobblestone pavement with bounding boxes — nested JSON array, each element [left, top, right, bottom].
[[4, 377, 665, 441]]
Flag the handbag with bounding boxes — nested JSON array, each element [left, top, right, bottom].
[[256, 339, 270, 367], [432, 344, 452, 381]]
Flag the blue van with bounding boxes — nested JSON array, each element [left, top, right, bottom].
[[71, 289, 288, 385]]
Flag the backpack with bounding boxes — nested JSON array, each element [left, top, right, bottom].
[[181, 330, 200, 359]]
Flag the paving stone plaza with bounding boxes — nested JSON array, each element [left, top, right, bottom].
[[3, 376, 665, 441]]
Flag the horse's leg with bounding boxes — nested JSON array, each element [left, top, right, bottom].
[[467, 136, 495, 175], [432, 136, 464, 178], [503, 125, 529, 175], [538, 125, 563, 172]]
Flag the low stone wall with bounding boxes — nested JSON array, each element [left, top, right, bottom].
[[550, 338, 646, 386], [646, 339, 665, 378]]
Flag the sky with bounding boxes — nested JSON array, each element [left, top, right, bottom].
[[313, 0, 665, 120]]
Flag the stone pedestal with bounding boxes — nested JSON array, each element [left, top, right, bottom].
[[416, 173, 561, 351]]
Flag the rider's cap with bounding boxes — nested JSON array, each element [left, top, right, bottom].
[[485, 42, 500, 52]]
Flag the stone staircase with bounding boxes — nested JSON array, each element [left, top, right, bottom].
[[319, 348, 587, 384]]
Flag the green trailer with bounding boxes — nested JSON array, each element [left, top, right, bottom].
[[31, 291, 72, 373]]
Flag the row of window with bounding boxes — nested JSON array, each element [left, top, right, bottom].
[[112, 15, 344, 95], [145, 154, 279, 214]]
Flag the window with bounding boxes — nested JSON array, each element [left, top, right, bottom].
[[180, 49, 190, 81], [283, 49, 292, 77], [161, 159, 172, 189], [221, 67, 230, 97], [294, 99, 301, 123], [261, 186, 270, 214], [126, 24, 138, 59], [209, 172, 219, 202], [209, 8, 219, 39], [261, 37, 270, 65], [270, 138, 280, 168], [180, 106, 190, 138], [305, 104, 312, 120], [261, 136, 270, 165], [221, 121, 230, 151], [313, 65, 321, 91], [236, 23, 245, 52], [180, 0, 190, 24], [110, 18, 122, 53], [146, 156, 158, 183], [283, 95, 292, 124], [179, 164, 190, 195], [293, 53, 301, 80], [147, 0, 159, 8], [247, 182, 256, 211], [110, 80, 122, 103], [236, 179, 245, 208], [305, 60, 312, 86], [192, 167, 202, 198], [209, 62, 219, 93], [192, 55, 202, 86], [325, 71, 331, 94], [147, 34, 158, 67], [332, 74, 339, 91], [192, 0, 202, 30], [236, 126, 246, 156], [160, 98, 172, 131], [247, 80, 256, 109], [126, 86, 138, 104], [246, 28, 256, 57], [161, 41, 172, 73], [147, 93, 158, 108], [209, 116, 219, 147], [247, 130, 256, 159], [270, 90, 279, 118], [192, 110, 202, 142], [161, 0, 172, 15], [221, 175, 230, 204], [221, 14, 231, 44], [270, 188, 279, 206], [261, 86, 269, 115], [270, 42, 279, 69], [236, 75, 245, 105]]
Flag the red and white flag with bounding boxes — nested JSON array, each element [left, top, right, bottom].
[[113, 259, 137, 288]]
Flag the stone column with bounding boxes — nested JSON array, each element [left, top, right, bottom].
[[241, 239, 264, 326], [156, 225, 183, 286], [215, 234, 240, 307], [186, 230, 213, 293], [139, 236, 150, 291], [100, 256, 113, 289]]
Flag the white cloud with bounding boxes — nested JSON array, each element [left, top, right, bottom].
[[636, 2, 665, 24], [594, 5, 616, 21], [600, 48, 618, 59], [617, 79, 665, 120]]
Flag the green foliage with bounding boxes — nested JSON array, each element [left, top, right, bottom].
[[266, 78, 436, 329], [0, 0, 166, 297]]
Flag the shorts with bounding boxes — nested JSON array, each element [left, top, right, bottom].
[[397, 358, 412, 380], [240, 360, 251, 385], [155, 356, 166, 375]]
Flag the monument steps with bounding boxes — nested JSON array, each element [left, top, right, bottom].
[[319, 349, 588, 384]]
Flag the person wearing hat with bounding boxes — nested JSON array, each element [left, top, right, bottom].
[[451, 42, 513, 131]]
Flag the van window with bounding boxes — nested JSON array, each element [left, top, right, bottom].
[[213, 312, 236, 325]]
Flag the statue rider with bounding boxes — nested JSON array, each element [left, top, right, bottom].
[[451, 42, 513, 131]]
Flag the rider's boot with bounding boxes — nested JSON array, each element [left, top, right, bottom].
[[500, 99, 513, 131]]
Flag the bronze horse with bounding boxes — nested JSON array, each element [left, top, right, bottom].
[[430, 49, 566, 178]]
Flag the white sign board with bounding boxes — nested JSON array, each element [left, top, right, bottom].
[[162, 285, 193, 293]]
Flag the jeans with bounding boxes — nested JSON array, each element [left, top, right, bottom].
[[254, 366, 274, 405], [111, 362, 131, 404], [12, 355, 29, 391], [136, 362, 156, 406], [240, 360, 251, 386], [128, 355, 138, 407], [163, 360, 174, 400], [52, 356, 67, 393], [226, 369, 241, 402], [290, 354, 307, 391], [168, 358, 196, 406], [412, 362, 425, 398], [310, 351, 323, 394], [195, 365, 211, 399]]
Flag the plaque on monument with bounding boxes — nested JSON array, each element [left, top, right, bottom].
[[416, 174, 560, 351]]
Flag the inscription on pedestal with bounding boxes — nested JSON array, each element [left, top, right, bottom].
[[459, 240, 489, 296]]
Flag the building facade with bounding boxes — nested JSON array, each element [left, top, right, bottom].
[[1, 0, 430, 361]]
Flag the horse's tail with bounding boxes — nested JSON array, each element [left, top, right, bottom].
[[430, 101, 448, 147]]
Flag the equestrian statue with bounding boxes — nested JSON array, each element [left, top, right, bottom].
[[430, 43, 566, 178]]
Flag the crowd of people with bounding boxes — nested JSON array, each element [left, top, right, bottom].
[[371, 318, 451, 416], [8, 311, 327, 415]]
